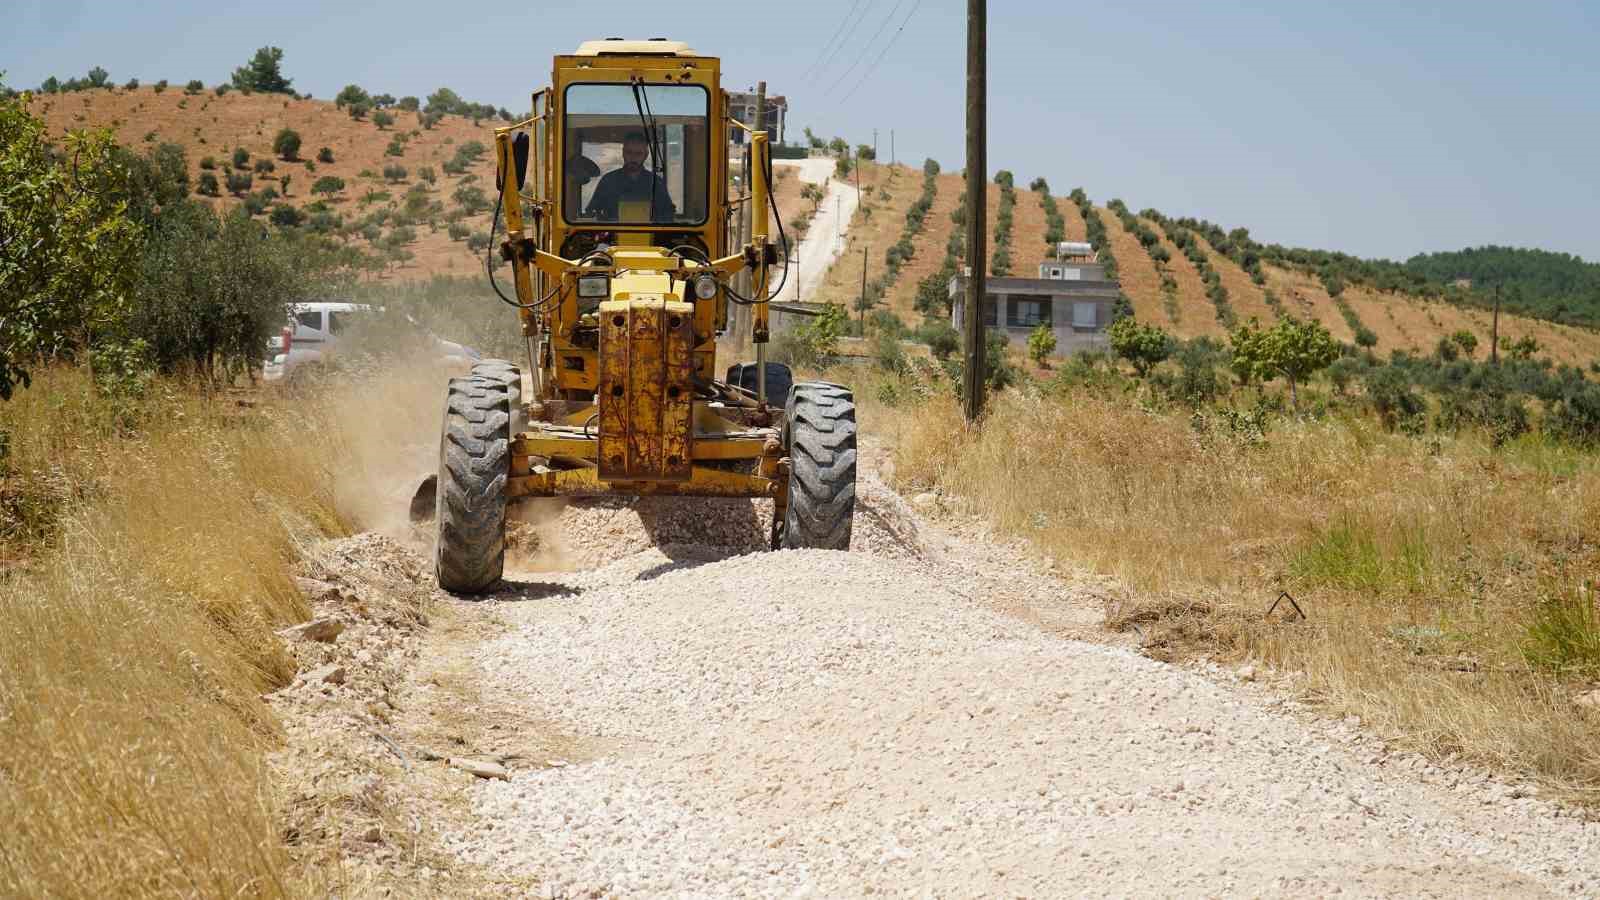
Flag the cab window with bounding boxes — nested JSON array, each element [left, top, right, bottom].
[[562, 83, 709, 227], [295, 310, 322, 332]]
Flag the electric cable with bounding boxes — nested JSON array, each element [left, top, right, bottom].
[[837, 0, 924, 104], [824, 0, 905, 98], [801, 0, 870, 83]]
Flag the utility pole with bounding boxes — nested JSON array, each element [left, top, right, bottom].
[[961, 0, 987, 422], [873, 128, 878, 161], [860, 244, 869, 334], [1491, 285, 1501, 365]]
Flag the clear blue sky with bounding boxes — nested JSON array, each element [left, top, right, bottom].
[[5, 1, 1597, 261]]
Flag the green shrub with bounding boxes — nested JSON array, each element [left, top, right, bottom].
[[316, 146, 333, 163], [253, 158, 274, 175], [372, 110, 395, 130], [199, 156, 216, 170], [231, 146, 249, 168], [310, 175, 345, 197], [153, 79, 168, 93], [272, 128, 301, 160], [382, 163, 407, 183], [184, 79, 203, 94], [197, 172, 220, 196], [267, 203, 304, 228]]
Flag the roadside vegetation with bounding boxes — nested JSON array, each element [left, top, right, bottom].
[[0, 88, 513, 895], [831, 304, 1600, 801]]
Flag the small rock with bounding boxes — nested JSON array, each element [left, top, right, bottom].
[[912, 492, 938, 509], [304, 664, 346, 686], [1235, 665, 1257, 682], [449, 757, 510, 780], [294, 577, 342, 603], [277, 617, 344, 643], [362, 825, 382, 842], [1575, 689, 1600, 709]]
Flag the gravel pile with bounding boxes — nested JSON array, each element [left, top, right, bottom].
[[420, 465, 1600, 897]]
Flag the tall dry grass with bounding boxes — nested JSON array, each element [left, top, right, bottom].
[[872, 377, 1600, 798], [0, 367, 353, 897]]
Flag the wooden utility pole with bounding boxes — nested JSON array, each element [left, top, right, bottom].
[[961, 0, 987, 422], [1491, 285, 1501, 365], [860, 244, 869, 333]]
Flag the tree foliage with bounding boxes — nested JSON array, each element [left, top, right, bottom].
[[272, 128, 301, 160], [1028, 323, 1057, 366], [0, 98, 142, 397], [231, 46, 293, 94], [1228, 316, 1339, 410], [1107, 317, 1173, 377]]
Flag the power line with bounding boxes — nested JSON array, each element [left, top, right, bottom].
[[801, 0, 869, 83], [824, 0, 907, 98], [836, 0, 923, 104]]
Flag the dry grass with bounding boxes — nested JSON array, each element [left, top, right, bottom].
[[871, 376, 1600, 798], [0, 367, 353, 897]]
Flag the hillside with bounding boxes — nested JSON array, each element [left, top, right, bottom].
[[804, 164, 1600, 364], [29, 84, 1600, 364], [25, 85, 809, 283]]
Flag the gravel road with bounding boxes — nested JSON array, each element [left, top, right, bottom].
[[772, 159, 859, 307], [359, 447, 1600, 898]]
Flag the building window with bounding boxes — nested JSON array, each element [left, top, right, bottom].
[[982, 297, 999, 326], [1073, 301, 1097, 330], [1009, 297, 1051, 327]]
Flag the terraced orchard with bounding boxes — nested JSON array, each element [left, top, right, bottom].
[[805, 168, 1600, 364], [37, 81, 1600, 360]]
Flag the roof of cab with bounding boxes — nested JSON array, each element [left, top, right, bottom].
[[573, 38, 698, 57]]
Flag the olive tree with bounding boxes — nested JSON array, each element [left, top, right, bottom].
[[1107, 316, 1173, 377], [1228, 316, 1338, 411], [272, 127, 301, 160]]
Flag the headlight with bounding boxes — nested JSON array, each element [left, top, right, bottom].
[[576, 273, 610, 299], [692, 273, 720, 301]]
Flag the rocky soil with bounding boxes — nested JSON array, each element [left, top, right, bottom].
[[268, 446, 1600, 897]]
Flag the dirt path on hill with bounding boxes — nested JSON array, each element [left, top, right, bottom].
[[773, 159, 859, 307], [271, 442, 1600, 898]]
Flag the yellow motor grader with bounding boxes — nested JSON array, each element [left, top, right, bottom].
[[431, 38, 856, 593]]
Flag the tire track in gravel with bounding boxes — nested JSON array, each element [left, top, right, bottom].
[[281, 445, 1600, 898]]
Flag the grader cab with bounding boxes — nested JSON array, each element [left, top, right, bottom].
[[431, 38, 857, 593]]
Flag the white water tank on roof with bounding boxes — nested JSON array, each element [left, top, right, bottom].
[[1057, 241, 1094, 259]]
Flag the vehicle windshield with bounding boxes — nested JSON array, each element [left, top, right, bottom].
[[563, 83, 709, 227]]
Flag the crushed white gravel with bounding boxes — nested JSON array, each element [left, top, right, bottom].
[[393, 453, 1600, 898]]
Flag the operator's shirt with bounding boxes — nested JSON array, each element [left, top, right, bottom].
[[585, 168, 675, 222]]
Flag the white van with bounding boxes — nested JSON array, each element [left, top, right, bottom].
[[263, 301, 482, 382]]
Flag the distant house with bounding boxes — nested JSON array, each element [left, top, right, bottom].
[[950, 246, 1121, 357], [728, 90, 787, 145]]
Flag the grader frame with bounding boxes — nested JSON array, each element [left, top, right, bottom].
[[431, 39, 857, 593]]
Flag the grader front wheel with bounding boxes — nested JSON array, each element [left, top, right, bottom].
[[434, 371, 513, 594], [778, 382, 857, 550]]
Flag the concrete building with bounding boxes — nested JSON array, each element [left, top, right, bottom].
[[727, 90, 787, 145], [950, 251, 1121, 357]]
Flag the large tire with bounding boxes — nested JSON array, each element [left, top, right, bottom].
[[435, 375, 511, 593], [779, 382, 857, 550], [726, 362, 793, 409], [473, 359, 523, 435]]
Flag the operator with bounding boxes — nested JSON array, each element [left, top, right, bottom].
[[584, 131, 676, 222]]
